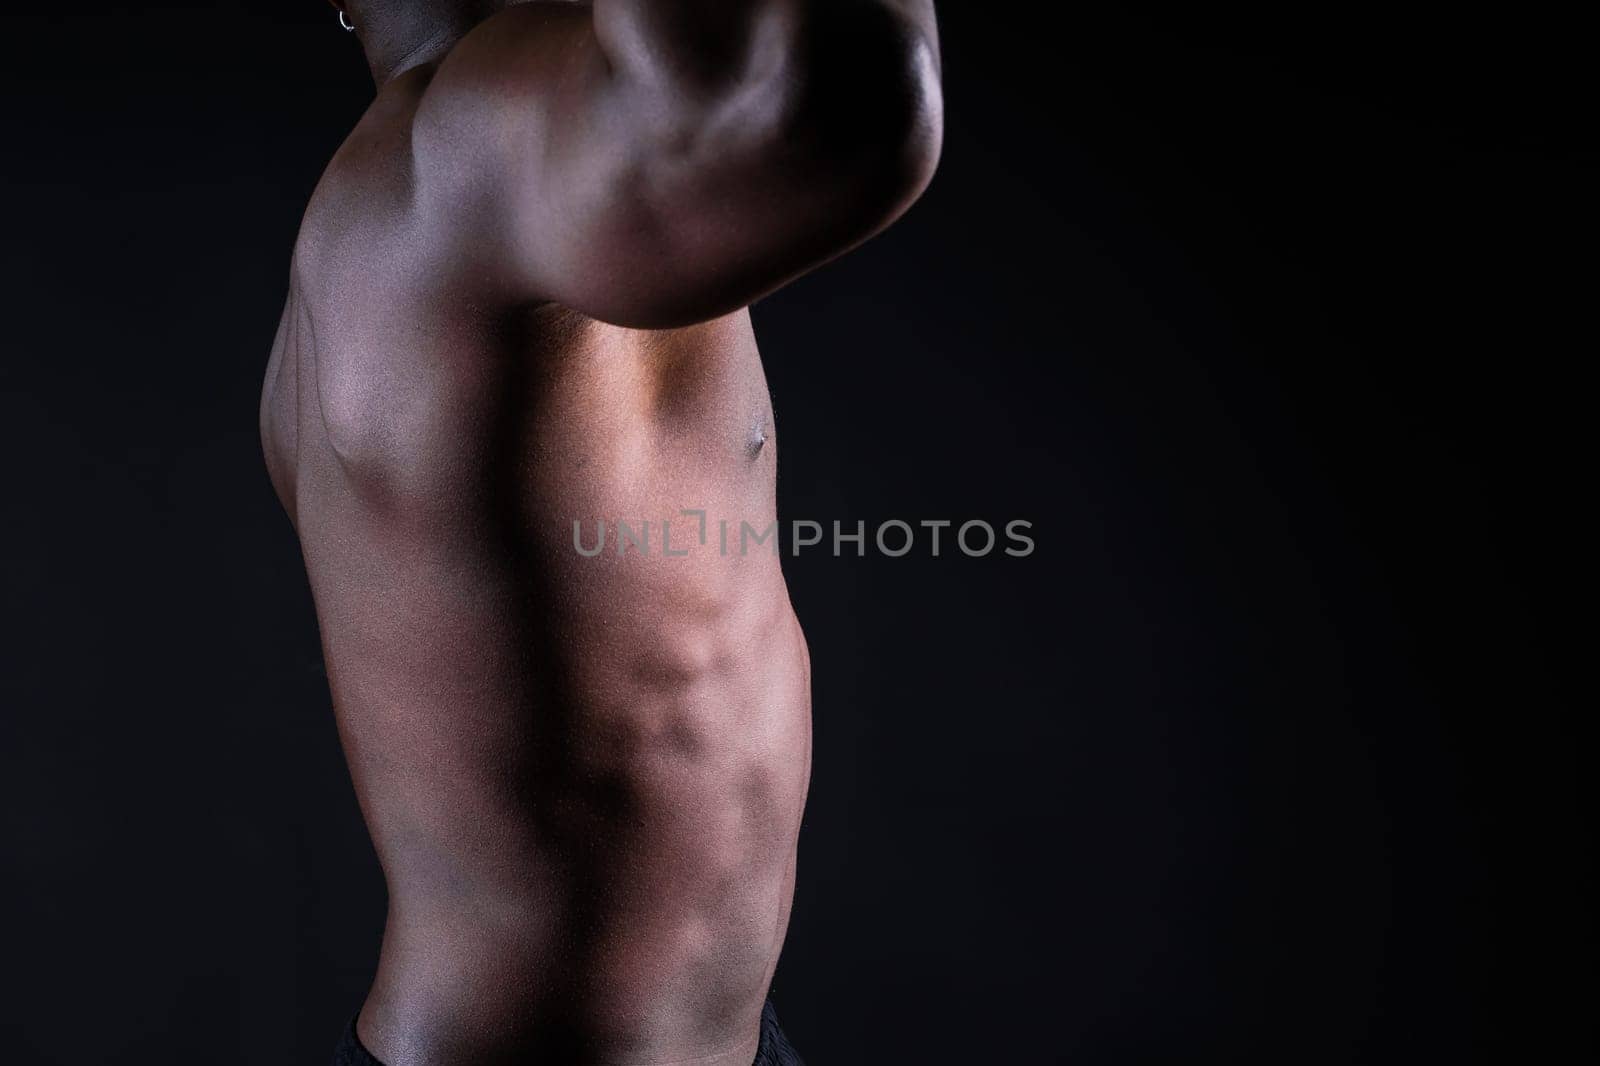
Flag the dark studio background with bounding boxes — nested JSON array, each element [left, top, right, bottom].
[[1, 4, 1591, 1063]]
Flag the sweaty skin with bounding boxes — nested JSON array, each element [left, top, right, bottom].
[[260, 2, 940, 1063]]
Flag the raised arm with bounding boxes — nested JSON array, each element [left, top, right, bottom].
[[412, 0, 943, 327]]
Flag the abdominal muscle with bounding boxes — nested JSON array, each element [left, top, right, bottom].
[[267, 303, 811, 1065]]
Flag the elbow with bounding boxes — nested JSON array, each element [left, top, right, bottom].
[[793, 9, 945, 217], [704, 5, 940, 227], [652, 7, 944, 221], [867, 30, 945, 217]]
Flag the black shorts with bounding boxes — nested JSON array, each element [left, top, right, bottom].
[[334, 1000, 805, 1065]]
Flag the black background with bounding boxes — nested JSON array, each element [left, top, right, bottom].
[[1, 4, 1591, 1063]]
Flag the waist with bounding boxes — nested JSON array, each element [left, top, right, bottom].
[[329, 592, 810, 1037], [350, 664, 806, 1064]]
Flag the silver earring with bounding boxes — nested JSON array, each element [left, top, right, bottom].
[[339, 10, 355, 31]]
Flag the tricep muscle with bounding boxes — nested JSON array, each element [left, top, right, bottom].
[[411, 0, 943, 328]]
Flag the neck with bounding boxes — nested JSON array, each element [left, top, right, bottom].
[[348, 0, 507, 86]]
